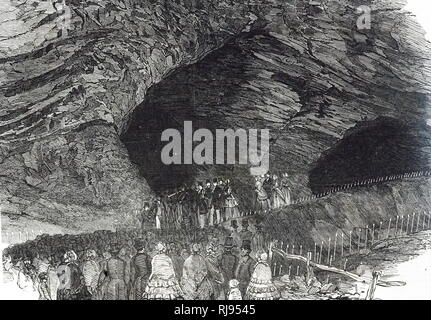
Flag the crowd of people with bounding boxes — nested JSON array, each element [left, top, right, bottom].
[[254, 173, 291, 211], [142, 173, 292, 230], [141, 178, 242, 230], [2, 219, 282, 300]]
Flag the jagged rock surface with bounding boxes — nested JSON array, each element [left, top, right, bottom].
[[0, 0, 430, 235]]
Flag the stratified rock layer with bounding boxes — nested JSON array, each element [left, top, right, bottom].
[[0, 0, 430, 236]]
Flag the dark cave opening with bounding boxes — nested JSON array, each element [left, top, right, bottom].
[[309, 117, 431, 194], [120, 37, 258, 196]]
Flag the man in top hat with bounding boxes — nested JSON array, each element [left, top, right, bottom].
[[239, 220, 253, 243], [219, 237, 239, 296], [230, 220, 242, 253], [209, 179, 221, 225], [251, 223, 265, 256], [140, 202, 151, 233], [105, 244, 127, 300], [168, 242, 184, 280], [235, 240, 255, 297], [197, 182, 208, 229], [129, 239, 151, 300], [204, 180, 214, 227]]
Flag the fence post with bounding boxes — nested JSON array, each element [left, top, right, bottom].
[[333, 233, 337, 260], [406, 215, 410, 235], [416, 213, 420, 233], [288, 265, 292, 278], [378, 222, 382, 240], [428, 212, 430, 229], [357, 229, 361, 251], [306, 252, 312, 283], [371, 224, 375, 245], [329, 255, 333, 267], [395, 216, 399, 237], [296, 265, 300, 277], [343, 258, 348, 270], [349, 231, 352, 254], [319, 241, 323, 264], [292, 244, 295, 255], [423, 212, 426, 231], [327, 238, 331, 264], [341, 233, 344, 257], [364, 226, 368, 249], [400, 216, 404, 235], [365, 271, 381, 300], [314, 242, 317, 262], [411, 213, 415, 234], [386, 218, 392, 239]]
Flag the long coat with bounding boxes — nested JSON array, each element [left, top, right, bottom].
[[235, 256, 255, 296], [219, 251, 238, 293], [205, 255, 225, 300], [105, 257, 127, 300], [181, 254, 213, 300], [129, 253, 151, 300]]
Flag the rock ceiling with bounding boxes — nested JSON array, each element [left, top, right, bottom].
[[0, 0, 430, 231]]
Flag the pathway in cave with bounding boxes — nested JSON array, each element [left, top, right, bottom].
[[309, 117, 431, 194]]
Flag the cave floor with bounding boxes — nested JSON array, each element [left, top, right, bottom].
[[366, 230, 431, 300]]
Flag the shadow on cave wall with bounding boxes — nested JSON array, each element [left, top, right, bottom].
[[120, 36, 257, 198], [309, 117, 431, 194]]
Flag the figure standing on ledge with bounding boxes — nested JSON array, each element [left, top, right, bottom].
[[224, 179, 240, 220], [197, 183, 208, 229], [255, 178, 270, 211], [140, 202, 151, 232], [271, 174, 285, 209], [280, 172, 291, 206]]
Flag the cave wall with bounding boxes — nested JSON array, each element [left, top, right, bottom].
[[263, 177, 431, 250], [1, 0, 431, 235], [0, 0, 264, 232], [123, 1, 431, 198]]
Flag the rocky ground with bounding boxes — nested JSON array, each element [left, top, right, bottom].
[[272, 230, 431, 300]]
